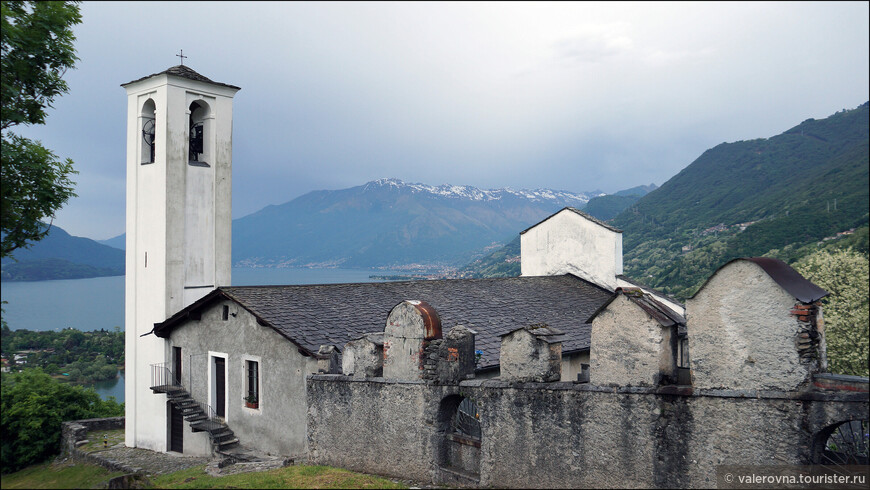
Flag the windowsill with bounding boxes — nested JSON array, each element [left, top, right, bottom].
[[242, 405, 262, 416], [188, 161, 210, 167], [141, 161, 154, 165]]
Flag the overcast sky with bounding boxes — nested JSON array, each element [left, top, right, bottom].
[[15, 1, 870, 240]]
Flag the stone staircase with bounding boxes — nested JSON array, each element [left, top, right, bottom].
[[152, 384, 240, 452]]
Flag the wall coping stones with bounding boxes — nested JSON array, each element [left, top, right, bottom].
[[310, 374, 868, 403]]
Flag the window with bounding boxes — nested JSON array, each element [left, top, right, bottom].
[[140, 99, 156, 164], [222, 305, 229, 321], [678, 337, 690, 368], [188, 101, 208, 164], [246, 360, 259, 406]]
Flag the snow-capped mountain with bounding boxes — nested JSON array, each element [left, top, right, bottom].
[[232, 178, 603, 269], [362, 178, 601, 204]]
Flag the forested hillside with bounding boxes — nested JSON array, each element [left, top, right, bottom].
[[614, 102, 869, 299], [0, 225, 124, 281], [461, 103, 869, 298]]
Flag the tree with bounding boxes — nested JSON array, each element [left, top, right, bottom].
[[794, 248, 870, 377], [1, 1, 82, 260], [0, 369, 123, 473]]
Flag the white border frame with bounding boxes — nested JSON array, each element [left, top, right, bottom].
[[241, 354, 263, 416], [208, 351, 229, 422]]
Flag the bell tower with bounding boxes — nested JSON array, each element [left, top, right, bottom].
[[122, 66, 239, 450]]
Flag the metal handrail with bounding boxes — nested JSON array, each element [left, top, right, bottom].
[[150, 361, 230, 446], [150, 362, 179, 389]]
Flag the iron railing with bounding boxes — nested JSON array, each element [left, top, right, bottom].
[[150, 362, 179, 390]]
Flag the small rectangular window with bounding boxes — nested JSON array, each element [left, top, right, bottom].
[[222, 305, 229, 321], [246, 360, 259, 406], [678, 337, 690, 368]]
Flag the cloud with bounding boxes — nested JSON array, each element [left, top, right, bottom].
[[552, 22, 635, 63]]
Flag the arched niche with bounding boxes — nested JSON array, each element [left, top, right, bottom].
[[188, 100, 212, 166], [140, 98, 156, 164]]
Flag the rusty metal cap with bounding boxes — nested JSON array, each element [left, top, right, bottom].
[[405, 300, 443, 340]]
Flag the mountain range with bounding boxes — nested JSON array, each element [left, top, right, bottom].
[[7, 102, 865, 290], [2, 180, 608, 280], [0, 225, 124, 281], [232, 179, 602, 269]]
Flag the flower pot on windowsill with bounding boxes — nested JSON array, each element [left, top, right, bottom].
[[245, 401, 258, 409]]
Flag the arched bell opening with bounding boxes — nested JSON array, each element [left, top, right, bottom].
[[140, 98, 156, 164], [813, 419, 869, 465], [435, 394, 481, 481], [188, 100, 212, 165]]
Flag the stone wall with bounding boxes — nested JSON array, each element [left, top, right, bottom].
[[688, 260, 822, 391], [307, 376, 868, 488], [61, 417, 125, 458], [590, 294, 669, 387]]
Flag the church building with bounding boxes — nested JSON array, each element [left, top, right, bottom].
[[122, 66, 685, 457]]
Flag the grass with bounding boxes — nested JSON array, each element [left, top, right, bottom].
[[1, 460, 406, 490], [0, 460, 123, 489], [80, 429, 125, 453], [148, 464, 406, 489]]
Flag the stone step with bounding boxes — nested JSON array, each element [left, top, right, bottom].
[[215, 438, 239, 449], [213, 433, 236, 444], [191, 420, 225, 433], [211, 428, 234, 438]]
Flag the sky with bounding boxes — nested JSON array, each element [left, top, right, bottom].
[[14, 1, 870, 240]]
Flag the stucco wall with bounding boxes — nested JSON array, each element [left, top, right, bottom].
[[307, 376, 868, 489], [687, 260, 815, 391], [169, 300, 317, 457], [591, 295, 671, 387], [499, 329, 561, 382], [520, 209, 622, 290], [124, 72, 237, 451]]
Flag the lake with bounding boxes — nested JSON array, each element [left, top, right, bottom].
[[0, 267, 402, 332], [1, 267, 401, 402], [83, 370, 125, 403]]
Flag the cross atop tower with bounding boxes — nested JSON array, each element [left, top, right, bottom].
[[176, 49, 188, 65]]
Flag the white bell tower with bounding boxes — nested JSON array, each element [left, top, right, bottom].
[[122, 65, 239, 450]]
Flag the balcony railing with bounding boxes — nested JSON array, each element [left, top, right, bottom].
[[150, 362, 180, 392]]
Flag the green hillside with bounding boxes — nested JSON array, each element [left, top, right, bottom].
[[461, 103, 869, 295], [583, 194, 641, 221], [613, 102, 869, 299], [0, 225, 125, 281]]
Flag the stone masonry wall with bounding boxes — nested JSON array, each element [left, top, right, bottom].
[[688, 261, 821, 391], [590, 294, 666, 387], [61, 417, 125, 458], [307, 376, 868, 488]]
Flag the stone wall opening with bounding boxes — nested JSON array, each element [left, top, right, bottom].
[[813, 419, 869, 465], [435, 394, 481, 483]]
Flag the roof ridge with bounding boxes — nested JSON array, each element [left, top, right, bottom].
[[121, 65, 240, 90], [220, 273, 584, 290]]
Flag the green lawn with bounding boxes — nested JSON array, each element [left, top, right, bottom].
[[148, 464, 405, 489], [0, 461, 123, 489], [1, 460, 406, 489]]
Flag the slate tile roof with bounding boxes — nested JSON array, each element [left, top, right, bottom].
[[121, 65, 240, 90], [155, 274, 613, 371], [691, 257, 829, 304], [520, 207, 622, 234]]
